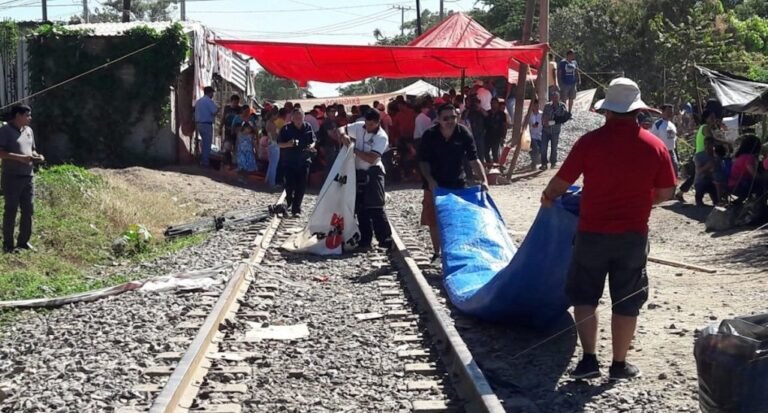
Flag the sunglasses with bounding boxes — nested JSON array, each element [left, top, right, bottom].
[[441, 115, 457, 121]]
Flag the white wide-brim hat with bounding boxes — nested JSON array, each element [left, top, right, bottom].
[[593, 77, 654, 113]]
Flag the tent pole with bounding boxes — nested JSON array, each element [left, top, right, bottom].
[[504, 0, 536, 178], [416, 0, 422, 36], [692, 63, 704, 115], [537, 0, 549, 109]]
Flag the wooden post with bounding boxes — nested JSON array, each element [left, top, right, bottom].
[[416, 0, 422, 36], [692, 63, 704, 115], [504, 0, 536, 178], [537, 0, 549, 106], [122, 0, 131, 22], [42, 0, 48, 21]]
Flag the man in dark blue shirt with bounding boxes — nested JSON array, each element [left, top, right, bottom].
[[558, 50, 581, 112], [278, 108, 316, 216]]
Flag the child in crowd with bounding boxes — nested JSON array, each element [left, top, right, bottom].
[[529, 99, 543, 170], [236, 121, 257, 174]]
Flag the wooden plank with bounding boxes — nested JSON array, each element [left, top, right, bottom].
[[206, 383, 248, 393], [406, 380, 440, 391], [238, 311, 270, 320], [404, 363, 437, 375], [648, 256, 717, 273], [209, 366, 251, 375], [384, 298, 405, 305], [185, 309, 209, 318], [355, 312, 385, 321], [156, 352, 183, 361], [208, 352, 258, 362], [412, 400, 449, 412], [386, 310, 410, 319], [397, 349, 429, 359], [192, 404, 242, 413], [381, 290, 401, 297], [390, 322, 414, 328], [393, 335, 421, 343], [133, 384, 164, 393], [144, 366, 175, 377]]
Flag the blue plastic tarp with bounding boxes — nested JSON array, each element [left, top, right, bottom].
[[435, 186, 580, 328]]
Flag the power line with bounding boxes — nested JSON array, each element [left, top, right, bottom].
[[186, 2, 408, 14]]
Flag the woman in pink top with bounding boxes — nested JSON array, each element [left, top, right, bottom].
[[729, 135, 761, 203]]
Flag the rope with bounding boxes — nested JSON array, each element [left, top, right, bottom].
[[0, 42, 158, 112], [507, 285, 650, 362]]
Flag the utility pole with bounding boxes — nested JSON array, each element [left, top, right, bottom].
[[505, 0, 536, 178], [392, 5, 414, 36], [83, 0, 89, 23], [42, 0, 47, 21], [180, 0, 186, 21], [122, 0, 131, 23], [415, 0, 422, 36], [537, 0, 549, 109], [439, 0, 444, 20]]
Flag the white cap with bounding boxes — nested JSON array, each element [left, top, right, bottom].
[[593, 77, 652, 114]]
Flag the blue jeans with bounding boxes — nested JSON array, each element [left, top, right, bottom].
[[267, 143, 280, 187], [541, 129, 560, 166], [530, 139, 541, 167], [505, 98, 516, 120], [197, 122, 214, 166]]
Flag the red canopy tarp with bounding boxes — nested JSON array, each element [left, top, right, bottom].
[[216, 39, 547, 85], [408, 12, 517, 49]]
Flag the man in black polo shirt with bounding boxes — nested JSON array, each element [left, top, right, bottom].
[[419, 103, 489, 261], [278, 108, 316, 217], [0, 105, 44, 253]]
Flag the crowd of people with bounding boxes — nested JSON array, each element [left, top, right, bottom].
[[638, 99, 768, 208]]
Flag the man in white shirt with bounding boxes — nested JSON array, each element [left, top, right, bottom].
[[473, 79, 493, 112], [414, 103, 433, 139], [304, 109, 320, 133], [194, 86, 219, 167], [650, 104, 679, 176], [528, 99, 543, 170], [341, 110, 393, 250]]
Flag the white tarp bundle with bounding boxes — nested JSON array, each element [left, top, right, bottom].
[[277, 80, 444, 109], [281, 145, 360, 255]]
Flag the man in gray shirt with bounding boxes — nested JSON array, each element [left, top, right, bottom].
[[0, 105, 44, 252]]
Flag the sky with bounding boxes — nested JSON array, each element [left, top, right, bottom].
[[2, 0, 483, 97]]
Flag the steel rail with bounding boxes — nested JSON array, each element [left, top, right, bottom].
[[388, 226, 507, 413], [149, 192, 286, 413]]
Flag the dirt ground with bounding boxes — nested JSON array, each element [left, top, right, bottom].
[[92, 166, 275, 218], [483, 171, 767, 412], [88, 166, 766, 411]]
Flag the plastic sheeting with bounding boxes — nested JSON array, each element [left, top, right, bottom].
[[436, 186, 580, 327], [282, 145, 360, 255], [215, 39, 547, 86], [695, 313, 768, 413]]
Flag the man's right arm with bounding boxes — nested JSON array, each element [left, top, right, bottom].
[[653, 187, 675, 204]]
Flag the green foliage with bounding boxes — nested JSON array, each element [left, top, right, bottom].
[[546, 0, 767, 106], [27, 23, 188, 165], [119, 224, 153, 256], [0, 20, 19, 59], [253, 70, 303, 101], [0, 165, 207, 301]]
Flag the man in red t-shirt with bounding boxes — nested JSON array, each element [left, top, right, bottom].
[[541, 78, 676, 381]]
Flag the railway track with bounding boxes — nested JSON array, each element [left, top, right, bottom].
[[117, 192, 506, 413]]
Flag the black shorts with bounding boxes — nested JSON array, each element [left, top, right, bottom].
[[565, 231, 650, 317]]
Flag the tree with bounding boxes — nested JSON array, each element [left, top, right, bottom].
[[252, 70, 303, 101], [85, 0, 178, 23]]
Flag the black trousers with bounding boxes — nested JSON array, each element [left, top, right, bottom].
[[356, 167, 392, 247], [282, 163, 309, 214], [2, 175, 34, 251]]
